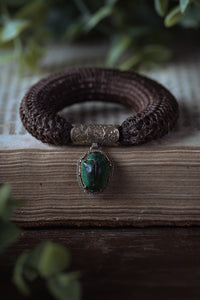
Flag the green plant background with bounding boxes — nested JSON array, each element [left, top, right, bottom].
[[0, 0, 200, 70]]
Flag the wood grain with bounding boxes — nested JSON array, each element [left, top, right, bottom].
[[1, 228, 200, 300], [1, 146, 200, 227]]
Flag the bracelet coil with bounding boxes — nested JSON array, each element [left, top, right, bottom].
[[20, 68, 179, 193], [20, 68, 179, 147]]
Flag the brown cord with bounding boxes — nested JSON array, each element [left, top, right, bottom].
[[20, 68, 179, 146]]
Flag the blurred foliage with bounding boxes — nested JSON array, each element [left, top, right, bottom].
[[0, 184, 81, 300], [0, 0, 200, 70], [0, 184, 21, 253], [13, 241, 81, 300]]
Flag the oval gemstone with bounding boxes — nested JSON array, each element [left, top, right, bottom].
[[80, 151, 111, 193]]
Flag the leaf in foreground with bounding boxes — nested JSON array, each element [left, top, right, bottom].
[[0, 184, 11, 217], [29, 241, 71, 278], [0, 20, 30, 43], [180, 0, 191, 14], [84, 5, 114, 32], [0, 221, 21, 253], [0, 184, 21, 253], [154, 0, 169, 17], [164, 5, 183, 27], [47, 273, 81, 300], [13, 241, 75, 299], [13, 252, 31, 296]]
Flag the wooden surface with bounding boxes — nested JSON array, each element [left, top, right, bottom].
[[1, 146, 200, 227], [1, 44, 200, 227], [1, 227, 200, 300]]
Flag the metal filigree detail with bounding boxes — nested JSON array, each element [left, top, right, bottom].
[[70, 124, 119, 146]]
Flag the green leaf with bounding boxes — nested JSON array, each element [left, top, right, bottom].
[[164, 5, 183, 27], [13, 241, 73, 300], [84, 6, 113, 32], [13, 252, 31, 296], [180, 0, 191, 13], [73, 0, 90, 17], [13, 241, 73, 298], [0, 184, 22, 253], [15, 1, 47, 19], [0, 51, 19, 64], [0, 20, 30, 43], [119, 52, 142, 70], [37, 242, 70, 278], [107, 35, 132, 66], [28, 241, 70, 278], [154, 0, 169, 17], [0, 184, 11, 216], [119, 44, 171, 71], [65, 20, 85, 41], [15, 1, 47, 27], [23, 266, 38, 282], [142, 44, 172, 62], [47, 273, 81, 300], [0, 183, 25, 221], [19, 38, 44, 71], [0, 221, 21, 253], [179, 3, 200, 27]]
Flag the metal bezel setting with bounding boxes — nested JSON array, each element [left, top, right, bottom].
[[77, 144, 113, 194]]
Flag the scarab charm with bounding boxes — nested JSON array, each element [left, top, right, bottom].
[[77, 143, 113, 194]]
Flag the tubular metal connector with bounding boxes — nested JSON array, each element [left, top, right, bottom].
[[70, 124, 120, 146]]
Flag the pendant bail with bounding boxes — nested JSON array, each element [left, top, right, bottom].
[[90, 142, 100, 151]]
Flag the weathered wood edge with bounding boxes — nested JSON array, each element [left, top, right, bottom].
[[13, 219, 200, 229]]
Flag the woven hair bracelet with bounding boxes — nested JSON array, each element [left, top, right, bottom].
[[20, 68, 179, 194]]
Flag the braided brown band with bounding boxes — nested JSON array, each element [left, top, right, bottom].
[[20, 68, 179, 146]]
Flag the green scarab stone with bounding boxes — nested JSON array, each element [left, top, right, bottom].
[[79, 151, 112, 193]]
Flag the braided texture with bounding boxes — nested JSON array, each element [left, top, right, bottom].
[[20, 68, 179, 146]]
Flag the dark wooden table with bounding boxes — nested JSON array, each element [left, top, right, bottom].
[[1, 227, 200, 300]]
